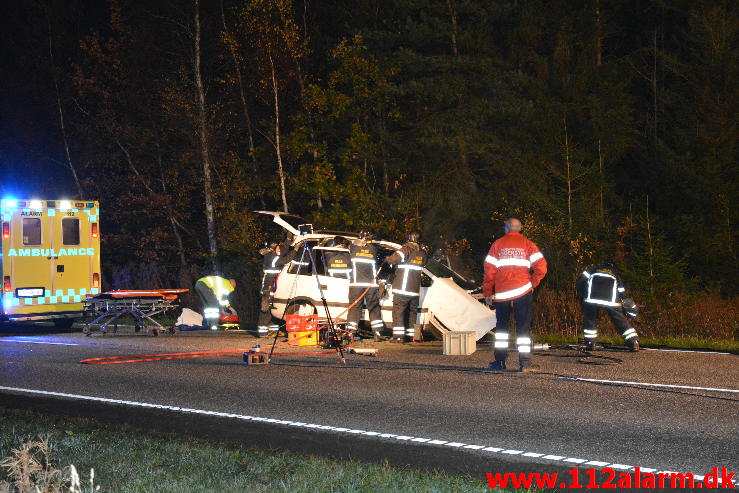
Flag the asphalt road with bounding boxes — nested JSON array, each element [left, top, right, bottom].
[[0, 329, 737, 483]]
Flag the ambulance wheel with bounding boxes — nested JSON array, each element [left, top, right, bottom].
[[286, 300, 317, 316], [53, 318, 75, 330]]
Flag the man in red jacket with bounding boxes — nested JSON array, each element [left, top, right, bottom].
[[483, 217, 547, 372]]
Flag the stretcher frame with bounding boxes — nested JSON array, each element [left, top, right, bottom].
[[82, 290, 188, 336]]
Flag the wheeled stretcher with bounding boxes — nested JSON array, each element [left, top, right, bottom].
[[82, 289, 189, 336]]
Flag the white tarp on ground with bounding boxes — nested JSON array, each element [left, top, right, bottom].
[[421, 276, 495, 341], [176, 308, 203, 327]]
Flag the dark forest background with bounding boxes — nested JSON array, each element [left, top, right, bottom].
[[0, 0, 736, 337]]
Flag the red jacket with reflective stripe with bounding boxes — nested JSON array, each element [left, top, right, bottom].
[[483, 231, 547, 301]]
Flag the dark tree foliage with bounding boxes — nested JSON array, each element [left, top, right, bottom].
[[1, 0, 736, 321]]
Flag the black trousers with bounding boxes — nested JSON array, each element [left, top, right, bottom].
[[493, 292, 533, 363], [347, 286, 382, 331], [581, 302, 632, 339], [257, 274, 277, 330], [392, 294, 419, 339], [194, 280, 217, 308]]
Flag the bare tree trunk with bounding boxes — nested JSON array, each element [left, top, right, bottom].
[[446, 0, 459, 57], [48, 20, 83, 198], [219, 1, 257, 168], [270, 56, 289, 213], [194, 0, 218, 268]]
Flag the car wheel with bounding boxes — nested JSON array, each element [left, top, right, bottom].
[[286, 300, 317, 316]]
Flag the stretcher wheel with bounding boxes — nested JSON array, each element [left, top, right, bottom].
[[83, 326, 91, 336], [149, 328, 159, 337]]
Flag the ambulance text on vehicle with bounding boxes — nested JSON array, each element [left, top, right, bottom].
[[1, 199, 101, 324]]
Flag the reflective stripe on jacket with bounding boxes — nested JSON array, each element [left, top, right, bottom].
[[349, 241, 379, 287], [577, 265, 625, 307], [483, 231, 547, 301], [197, 276, 234, 301], [386, 242, 427, 297], [326, 251, 352, 279], [262, 252, 282, 275]]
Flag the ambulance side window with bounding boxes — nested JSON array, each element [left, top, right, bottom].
[[62, 218, 80, 245], [22, 218, 42, 245]]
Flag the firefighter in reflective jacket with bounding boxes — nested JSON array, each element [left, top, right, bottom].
[[194, 275, 237, 330], [386, 231, 427, 342], [347, 230, 384, 336], [483, 218, 547, 371], [257, 243, 284, 336], [576, 262, 640, 351]]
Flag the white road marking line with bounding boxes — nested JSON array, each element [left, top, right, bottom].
[[0, 339, 79, 346], [0, 385, 700, 476], [643, 348, 731, 355], [561, 376, 739, 394]]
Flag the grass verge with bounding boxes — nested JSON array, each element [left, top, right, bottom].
[[0, 408, 538, 493]]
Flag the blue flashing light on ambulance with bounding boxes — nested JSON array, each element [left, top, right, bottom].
[[1, 198, 101, 328]]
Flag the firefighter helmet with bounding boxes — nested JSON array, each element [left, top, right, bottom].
[[358, 229, 374, 240], [407, 231, 421, 243]]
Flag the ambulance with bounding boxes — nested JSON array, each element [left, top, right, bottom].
[[1, 198, 101, 327]]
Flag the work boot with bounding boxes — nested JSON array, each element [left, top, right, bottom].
[[628, 339, 640, 352], [487, 361, 506, 371]]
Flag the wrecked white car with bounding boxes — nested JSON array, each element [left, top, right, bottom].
[[255, 211, 495, 340]]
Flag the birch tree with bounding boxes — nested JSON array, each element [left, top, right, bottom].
[[243, 0, 305, 213]]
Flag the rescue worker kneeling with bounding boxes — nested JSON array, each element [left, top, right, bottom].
[[386, 231, 427, 342], [194, 275, 237, 330], [576, 262, 640, 351]]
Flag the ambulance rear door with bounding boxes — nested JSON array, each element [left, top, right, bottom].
[[2, 202, 53, 315], [49, 202, 100, 305]]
